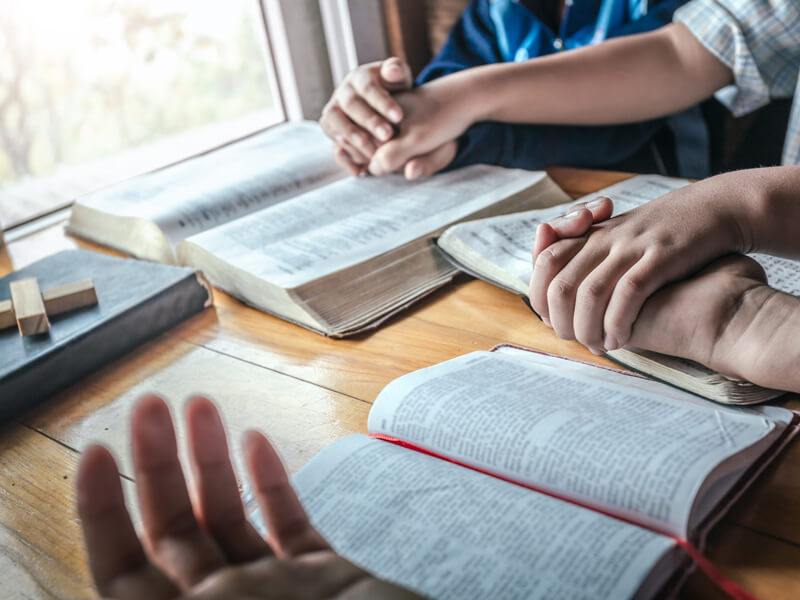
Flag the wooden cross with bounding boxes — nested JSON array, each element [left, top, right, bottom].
[[1, 278, 98, 336]]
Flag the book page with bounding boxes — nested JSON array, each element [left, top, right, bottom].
[[492, 345, 794, 422], [74, 121, 342, 246], [249, 434, 677, 600], [751, 253, 800, 295], [367, 351, 782, 537], [181, 166, 548, 288]]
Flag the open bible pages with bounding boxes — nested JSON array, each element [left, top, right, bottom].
[[68, 121, 342, 263], [366, 350, 788, 539], [176, 167, 567, 333], [268, 434, 680, 600], [179, 167, 555, 289]]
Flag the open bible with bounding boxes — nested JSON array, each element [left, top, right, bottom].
[[68, 121, 570, 335], [437, 175, 800, 403], [249, 346, 797, 599]]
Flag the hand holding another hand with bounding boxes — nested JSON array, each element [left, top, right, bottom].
[[320, 57, 413, 177], [320, 58, 465, 180], [529, 179, 747, 355], [529, 193, 774, 381]]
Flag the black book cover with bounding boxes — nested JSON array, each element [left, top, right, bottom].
[[0, 250, 212, 422]]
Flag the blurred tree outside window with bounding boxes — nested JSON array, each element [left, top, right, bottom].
[[0, 0, 282, 228]]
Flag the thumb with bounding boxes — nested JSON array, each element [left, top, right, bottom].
[[546, 208, 595, 238], [380, 57, 413, 91], [404, 141, 457, 180], [532, 222, 559, 266]]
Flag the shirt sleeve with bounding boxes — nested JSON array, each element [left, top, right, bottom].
[[415, 1, 502, 83], [606, 0, 687, 38], [674, 0, 800, 116], [418, 0, 669, 170], [449, 120, 667, 171]]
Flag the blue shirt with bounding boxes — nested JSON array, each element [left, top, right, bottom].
[[416, 0, 698, 174]]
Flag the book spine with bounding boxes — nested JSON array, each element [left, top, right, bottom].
[[0, 273, 210, 422]]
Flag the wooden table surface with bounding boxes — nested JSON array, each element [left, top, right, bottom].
[[1, 168, 798, 599]]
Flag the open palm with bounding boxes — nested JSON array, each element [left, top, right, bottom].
[[77, 395, 418, 599]]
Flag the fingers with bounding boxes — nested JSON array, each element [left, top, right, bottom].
[[572, 254, 639, 354], [379, 57, 413, 93], [369, 136, 415, 176], [533, 197, 614, 263], [532, 223, 560, 273], [546, 245, 610, 342], [186, 397, 271, 564], [320, 104, 376, 160], [546, 208, 595, 239], [321, 58, 409, 158], [77, 445, 177, 600], [403, 140, 458, 180], [243, 430, 328, 558], [334, 144, 366, 177], [530, 238, 586, 327], [568, 197, 614, 226], [351, 60, 407, 123], [337, 83, 395, 143], [601, 253, 665, 351], [132, 395, 228, 590], [530, 197, 619, 347]]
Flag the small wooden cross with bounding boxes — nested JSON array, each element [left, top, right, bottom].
[[0, 277, 98, 336]]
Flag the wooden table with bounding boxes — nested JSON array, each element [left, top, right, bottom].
[[1, 168, 798, 599]]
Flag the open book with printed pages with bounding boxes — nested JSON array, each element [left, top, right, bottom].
[[67, 121, 570, 336], [437, 174, 800, 404], [248, 345, 797, 600]]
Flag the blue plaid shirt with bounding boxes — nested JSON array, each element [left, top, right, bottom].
[[675, 0, 800, 164]]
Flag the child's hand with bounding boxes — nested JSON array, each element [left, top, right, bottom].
[[368, 75, 477, 177], [319, 57, 413, 176], [529, 180, 746, 355]]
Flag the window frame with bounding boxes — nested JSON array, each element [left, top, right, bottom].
[[1, 0, 390, 236], [319, 0, 389, 86]]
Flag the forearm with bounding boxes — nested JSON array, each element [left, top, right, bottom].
[[734, 166, 800, 257], [443, 23, 731, 126], [712, 285, 800, 393]]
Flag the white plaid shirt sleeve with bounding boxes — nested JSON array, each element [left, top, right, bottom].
[[675, 0, 800, 164]]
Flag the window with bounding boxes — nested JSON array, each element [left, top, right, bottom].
[[0, 0, 283, 228]]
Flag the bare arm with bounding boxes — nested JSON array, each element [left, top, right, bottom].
[[469, 23, 732, 125], [371, 23, 733, 173], [629, 257, 800, 394]]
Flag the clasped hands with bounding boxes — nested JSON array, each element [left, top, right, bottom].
[[530, 190, 774, 385], [77, 394, 417, 599], [319, 57, 472, 180]]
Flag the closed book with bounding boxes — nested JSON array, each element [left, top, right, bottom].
[[0, 249, 212, 421]]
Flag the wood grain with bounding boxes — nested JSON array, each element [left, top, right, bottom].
[[42, 278, 98, 316], [0, 298, 14, 330], [0, 423, 134, 599], [682, 522, 800, 599], [184, 278, 615, 403], [23, 336, 371, 478]]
